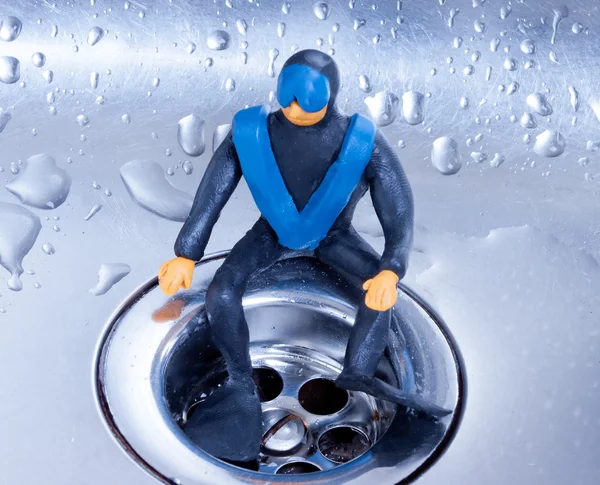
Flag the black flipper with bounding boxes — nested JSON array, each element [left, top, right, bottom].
[[336, 371, 452, 419], [184, 379, 262, 462]]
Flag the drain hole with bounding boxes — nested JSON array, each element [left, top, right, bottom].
[[318, 426, 371, 463], [276, 461, 321, 474], [298, 378, 348, 415], [252, 367, 284, 402], [261, 410, 307, 455]]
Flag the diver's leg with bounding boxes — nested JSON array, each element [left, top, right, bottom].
[[185, 219, 285, 461], [316, 226, 451, 418]]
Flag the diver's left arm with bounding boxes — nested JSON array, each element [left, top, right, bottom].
[[363, 131, 415, 310]]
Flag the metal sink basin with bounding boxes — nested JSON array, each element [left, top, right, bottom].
[[95, 254, 462, 484]]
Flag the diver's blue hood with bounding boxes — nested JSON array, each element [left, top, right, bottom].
[[276, 49, 340, 112]]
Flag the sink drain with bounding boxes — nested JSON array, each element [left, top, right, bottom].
[[95, 253, 464, 484]]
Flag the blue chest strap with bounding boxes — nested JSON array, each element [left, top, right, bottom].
[[232, 105, 376, 250]]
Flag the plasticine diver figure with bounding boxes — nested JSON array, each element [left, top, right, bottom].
[[158, 49, 450, 463]]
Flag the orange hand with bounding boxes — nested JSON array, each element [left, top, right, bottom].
[[152, 299, 186, 323], [363, 270, 399, 311], [158, 257, 195, 296]]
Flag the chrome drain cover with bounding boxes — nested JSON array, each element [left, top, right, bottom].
[[95, 254, 464, 485]]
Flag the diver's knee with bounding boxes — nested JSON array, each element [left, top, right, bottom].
[[205, 267, 242, 316]]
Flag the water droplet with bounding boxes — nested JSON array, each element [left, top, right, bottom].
[[460, 96, 469, 109], [6, 154, 71, 211], [463, 65, 475, 76], [500, 6, 512, 19], [87, 26, 105, 46], [523, 133, 532, 145], [364, 90, 399, 127], [489, 153, 505, 168], [520, 112, 537, 128], [138, 10, 145, 19], [0, 108, 12, 133], [432, 137, 461, 175], [587, 140, 600, 152], [96, 95, 106, 105], [73, 45, 79, 53], [277, 22, 286, 38], [165, 148, 172, 157], [76, 114, 90, 127], [207, 30, 231, 51], [89, 263, 131, 296], [578, 157, 589, 166], [453, 36, 463, 48], [10, 162, 19, 175], [213, 124, 231, 152], [551, 5, 569, 44], [225, 78, 236, 92], [0, 57, 20, 84], [120, 160, 193, 222], [490, 37, 501, 52], [549, 51, 559, 64], [240, 52, 248, 64], [166, 167, 175, 176], [503, 58, 517, 71], [524, 60, 536, 69], [236, 18, 247, 35], [268, 48, 279, 78], [401, 91, 425, 125], [282, 2, 291, 14], [471, 51, 481, 62], [358, 74, 371, 93], [448, 8, 460, 28], [474, 20, 486, 33], [534, 130, 565, 157], [313, 2, 331, 20], [43, 70, 54, 83], [177, 114, 205, 157], [84, 203, 102, 220], [0, 16, 22, 42], [520, 39, 536, 55], [353, 18, 366, 30], [471, 151, 487, 163], [42, 242, 55, 255], [568, 86, 579, 112], [507, 81, 519, 95], [572, 23, 583, 34], [122, 113, 131, 124], [205, 57, 214, 68], [186, 42, 197, 54], [0, 203, 41, 291], [485, 66, 492, 81], [526, 93, 553, 116], [31, 52, 47, 68]]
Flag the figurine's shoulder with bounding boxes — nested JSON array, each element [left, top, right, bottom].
[[233, 104, 270, 127]]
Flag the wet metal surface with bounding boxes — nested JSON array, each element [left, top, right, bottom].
[[1, 0, 600, 484]]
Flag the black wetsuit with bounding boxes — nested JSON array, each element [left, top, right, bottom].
[[172, 50, 447, 463]]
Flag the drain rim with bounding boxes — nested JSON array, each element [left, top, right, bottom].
[[94, 251, 465, 485]]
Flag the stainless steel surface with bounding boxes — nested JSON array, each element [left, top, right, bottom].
[[1, 0, 600, 484], [96, 254, 461, 483]]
